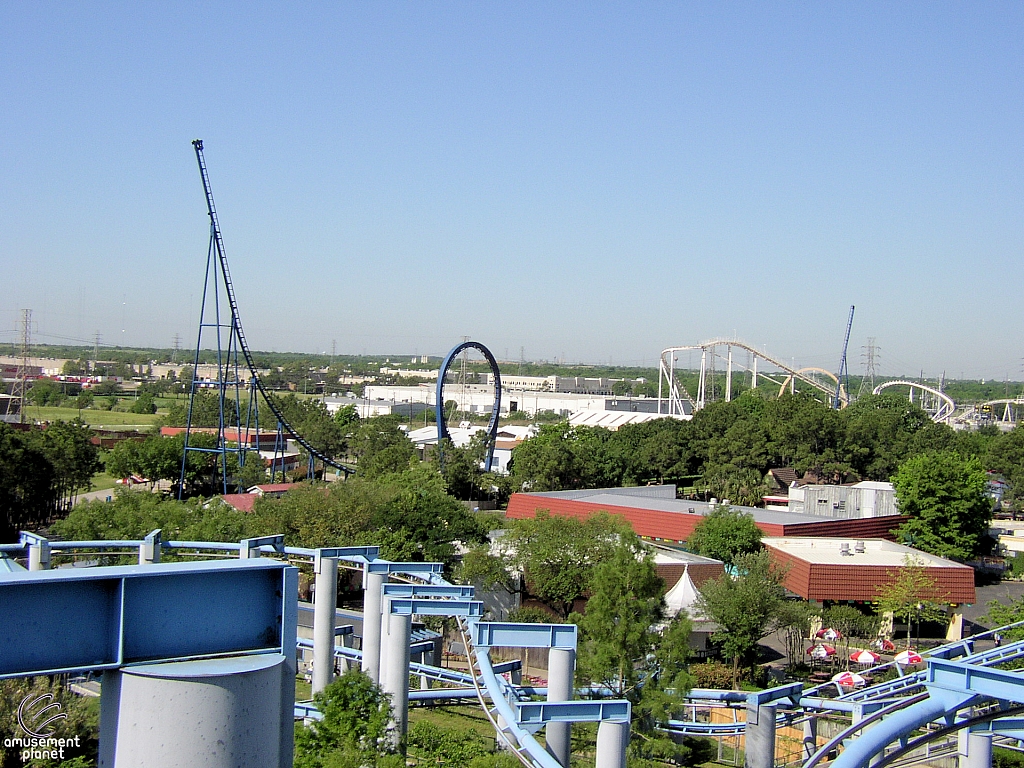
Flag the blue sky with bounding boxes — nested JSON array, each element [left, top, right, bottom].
[[0, 3, 1020, 379]]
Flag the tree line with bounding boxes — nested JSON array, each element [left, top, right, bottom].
[[0, 421, 99, 541], [508, 391, 1023, 506]]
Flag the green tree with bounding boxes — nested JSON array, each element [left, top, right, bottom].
[[571, 536, 665, 699], [875, 556, 948, 649], [686, 505, 763, 565], [695, 551, 788, 686], [497, 512, 628, 619], [509, 422, 623, 492], [987, 425, 1024, 511], [30, 419, 100, 514], [26, 379, 65, 407], [129, 392, 157, 414], [293, 669, 401, 768], [983, 595, 1024, 642], [348, 416, 414, 478], [775, 600, 817, 672], [0, 425, 56, 541], [893, 451, 992, 560]]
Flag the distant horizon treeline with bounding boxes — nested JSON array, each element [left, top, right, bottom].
[[2, 342, 1021, 404]]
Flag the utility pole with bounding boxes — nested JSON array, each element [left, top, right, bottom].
[[859, 338, 879, 396], [11, 309, 32, 424]]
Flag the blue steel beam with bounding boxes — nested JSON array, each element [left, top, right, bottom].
[[928, 659, 1024, 703], [382, 584, 475, 599], [745, 682, 804, 707], [0, 559, 297, 679], [473, 622, 577, 649], [517, 700, 631, 727], [387, 597, 484, 617], [367, 561, 444, 576], [314, 546, 380, 568], [240, 535, 285, 557]]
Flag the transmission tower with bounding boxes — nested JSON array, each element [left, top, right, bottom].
[[10, 310, 32, 424], [859, 338, 880, 396], [172, 333, 182, 364]]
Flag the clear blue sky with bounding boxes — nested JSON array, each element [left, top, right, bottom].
[[1, 3, 1020, 379]]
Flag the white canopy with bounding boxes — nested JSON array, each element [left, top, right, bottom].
[[664, 568, 704, 621]]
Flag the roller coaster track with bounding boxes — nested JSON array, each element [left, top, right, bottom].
[[872, 380, 956, 424], [8, 534, 1024, 768], [659, 340, 845, 415], [191, 140, 353, 476]]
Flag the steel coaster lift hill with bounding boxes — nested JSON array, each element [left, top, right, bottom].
[[179, 140, 353, 496]]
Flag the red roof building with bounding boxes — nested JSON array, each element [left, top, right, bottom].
[[763, 537, 976, 605], [506, 487, 906, 545], [220, 494, 258, 513]]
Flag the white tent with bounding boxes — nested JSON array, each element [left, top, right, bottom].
[[663, 568, 704, 621]]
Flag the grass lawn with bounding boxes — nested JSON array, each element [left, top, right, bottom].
[[89, 472, 120, 492], [24, 405, 160, 429]]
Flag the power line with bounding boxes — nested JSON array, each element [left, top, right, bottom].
[[859, 337, 880, 396], [10, 310, 32, 424]]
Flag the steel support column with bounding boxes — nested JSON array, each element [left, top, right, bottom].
[[546, 647, 575, 767], [964, 732, 993, 768], [313, 556, 338, 694], [595, 719, 629, 768], [381, 599, 412, 748], [361, 570, 385, 683], [745, 704, 776, 768]]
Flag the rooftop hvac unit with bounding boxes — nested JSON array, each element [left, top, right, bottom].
[[840, 542, 851, 556], [854, 540, 866, 554]]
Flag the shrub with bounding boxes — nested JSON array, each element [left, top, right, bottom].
[[507, 606, 558, 623], [407, 721, 491, 764], [689, 661, 735, 689]]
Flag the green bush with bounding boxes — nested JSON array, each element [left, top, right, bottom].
[[689, 661, 735, 689], [994, 747, 1024, 768], [407, 721, 491, 764], [1008, 552, 1024, 579], [507, 606, 558, 624]]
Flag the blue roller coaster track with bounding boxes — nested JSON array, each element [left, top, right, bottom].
[[179, 140, 353, 497], [435, 340, 502, 472]]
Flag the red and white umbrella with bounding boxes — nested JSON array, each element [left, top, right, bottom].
[[807, 644, 837, 659], [872, 638, 897, 653], [816, 628, 843, 642], [850, 649, 881, 664], [894, 650, 923, 665], [832, 671, 867, 688]]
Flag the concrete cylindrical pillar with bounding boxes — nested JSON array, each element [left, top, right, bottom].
[[546, 647, 575, 767], [98, 654, 289, 768], [745, 704, 776, 768], [361, 571, 385, 683], [29, 542, 50, 571], [595, 719, 629, 768], [964, 732, 993, 768], [802, 716, 818, 761], [313, 557, 339, 694], [381, 604, 411, 748]]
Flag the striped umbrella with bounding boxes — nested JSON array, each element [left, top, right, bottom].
[[894, 650, 923, 665], [850, 649, 881, 664], [871, 638, 897, 653], [807, 644, 837, 659], [832, 671, 867, 688], [816, 628, 843, 642]]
